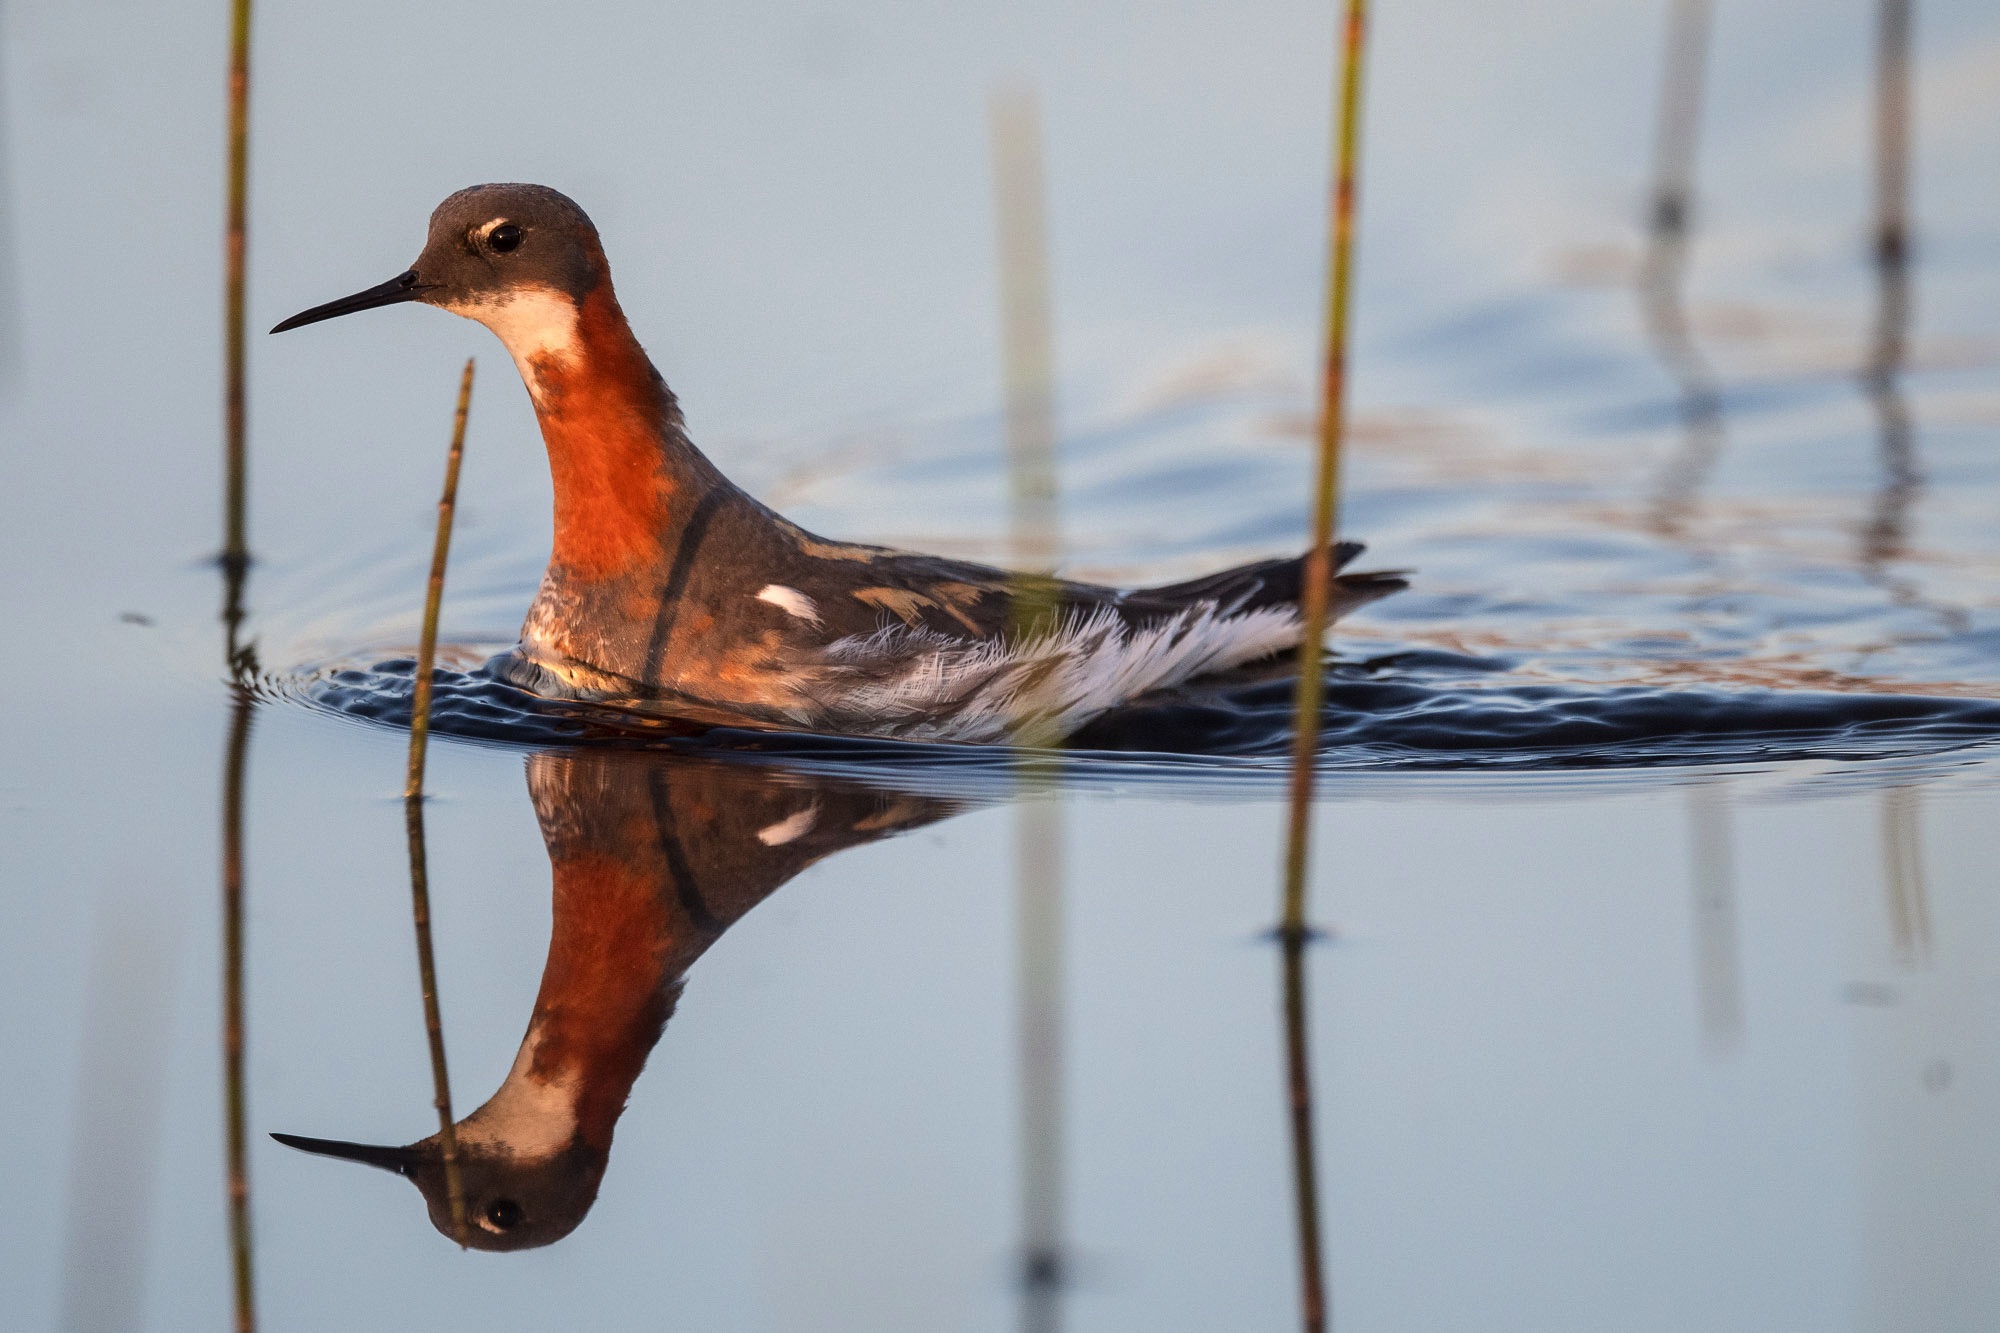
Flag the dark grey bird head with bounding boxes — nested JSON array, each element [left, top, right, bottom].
[[271, 1129, 608, 1252], [270, 183, 605, 334]]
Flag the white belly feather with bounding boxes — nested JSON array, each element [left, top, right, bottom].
[[812, 603, 1303, 743]]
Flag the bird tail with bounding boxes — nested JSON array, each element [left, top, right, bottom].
[[1130, 540, 1408, 620]]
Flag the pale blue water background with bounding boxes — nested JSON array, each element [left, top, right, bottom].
[[3, 0, 2000, 1328]]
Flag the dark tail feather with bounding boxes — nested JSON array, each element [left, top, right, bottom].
[[1128, 541, 1408, 619]]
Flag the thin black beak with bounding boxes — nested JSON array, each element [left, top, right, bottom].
[[270, 270, 435, 333], [271, 1131, 420, 1176]]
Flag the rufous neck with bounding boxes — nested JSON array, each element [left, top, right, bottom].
[[472, 278, 726, 584]]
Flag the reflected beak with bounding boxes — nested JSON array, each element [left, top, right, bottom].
[[271, 1131, 420, 1176], [270, 270, 435, 333]]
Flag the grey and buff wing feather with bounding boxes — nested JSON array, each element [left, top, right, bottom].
[[787, 541, 1407, 741]]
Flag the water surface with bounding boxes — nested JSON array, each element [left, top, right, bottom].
[[4, 1, 2000, 1329]]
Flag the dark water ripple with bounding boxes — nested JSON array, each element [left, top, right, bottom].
[[267, 649, 2000, 794]]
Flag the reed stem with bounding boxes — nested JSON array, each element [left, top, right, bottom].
[[992, 86, 1067, 1332], [1281, 928, 1327, 1333], [1280, 0, 1369, 938], [1276, 4, 1369, 1328], [405, 358, 475, 1246], [221, 684, 256, 1333], [222, 0, 253, 629], [220, 4, 258, 1328]]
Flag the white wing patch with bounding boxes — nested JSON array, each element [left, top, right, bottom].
[[812, 603, 1302, 743], [757, 584, 823, 626]]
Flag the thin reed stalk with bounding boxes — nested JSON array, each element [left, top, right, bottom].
[[1275, 5, 1370, 1329], [220, 683, 256, 1333], [219, 5, 258, 1327], [1279, 0, 1369, 937], [404, 358, 476, 1246], [223, 0, 253, 616], [991, 86, 1067, 1332], [991, 87, 1062, 656]]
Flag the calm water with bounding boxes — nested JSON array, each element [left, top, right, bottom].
[[4, 0, 2000, 1329]]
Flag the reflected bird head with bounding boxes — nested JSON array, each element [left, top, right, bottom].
[[269, 183, 604, 336], [270, 1130, 608, 1252]]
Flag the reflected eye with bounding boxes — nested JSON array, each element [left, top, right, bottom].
[[488, 223, 523, 253], [485, 1198, 524, 1229]]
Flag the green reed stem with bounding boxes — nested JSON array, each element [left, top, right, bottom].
[[1280, 0, 1370, 939], [1277, 4, 1369, 1330], [1280, 0, 1368, 934], [222, 0, 252, 637], [405, 358, 475, 1246]]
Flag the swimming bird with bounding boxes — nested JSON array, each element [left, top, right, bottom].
[[273, 184, 1404, 742], [273, 748, 960, 1249]]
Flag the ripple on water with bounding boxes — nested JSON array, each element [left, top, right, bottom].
[[260, 646, 2000, 799]]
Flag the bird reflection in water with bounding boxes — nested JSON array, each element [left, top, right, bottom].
[[274, 749, 959, 1248]]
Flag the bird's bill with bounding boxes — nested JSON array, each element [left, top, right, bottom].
[[271, 1131, 420, 1176], [270, 270, 434, 333]]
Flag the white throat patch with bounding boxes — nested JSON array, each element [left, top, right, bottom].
[[447, 286, 581, 399]]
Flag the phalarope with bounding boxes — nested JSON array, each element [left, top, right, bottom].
[[274, 184, 1404, 742]]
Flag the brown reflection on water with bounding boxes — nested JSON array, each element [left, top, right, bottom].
[[276, 750, 959, 1249]]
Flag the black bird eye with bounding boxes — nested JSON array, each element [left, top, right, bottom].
[[488, 223, 523, 253], [485, 1198, 524, 1230]]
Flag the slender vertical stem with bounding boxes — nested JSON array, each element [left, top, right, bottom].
[[220, 684, 256, 1333], [1281, 0, 1368, 936], [992, 86, 1062, 647], [1861, 0, 1917, 567], [1881, 786, 1930, 970], [1274, 7, 1368, 1330], [992, 86, 1067, 1332], [219, 4, 258, 1327], [1281, 931, 1327, 1333], [223, 0, 253, 630], [405, 358, 475, 1246], [407, 360, 475, 802]]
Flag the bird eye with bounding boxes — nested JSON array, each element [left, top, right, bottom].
[[485, 1198, 524, 1230], [488, 223, 524, 253]]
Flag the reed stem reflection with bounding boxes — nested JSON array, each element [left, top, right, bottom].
[[1860, 0, 1917, 570], [1639, 0, 1724, 534], [220, 682, 256, 1333], [1881, 786, 1931, 971], [1685, 783, 1742, 1056]]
